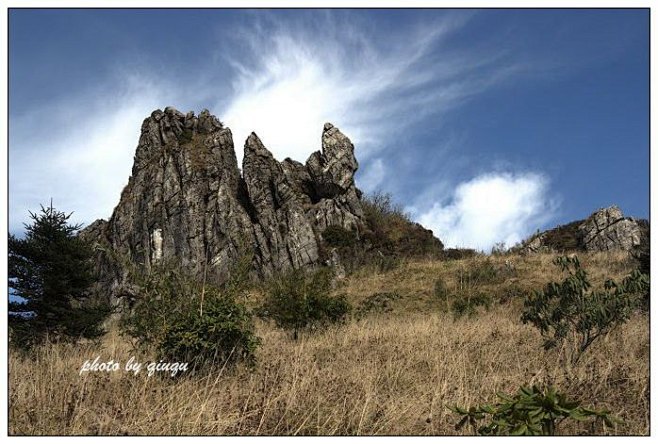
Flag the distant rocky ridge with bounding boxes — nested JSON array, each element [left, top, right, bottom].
[[80, 107, 377, 304], [517, 205, 649, 255]]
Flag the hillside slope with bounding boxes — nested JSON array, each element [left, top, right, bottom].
[[9, 250, 648, 435]]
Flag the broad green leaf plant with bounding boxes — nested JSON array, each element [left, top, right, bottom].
[[450, 385, 619, 435]]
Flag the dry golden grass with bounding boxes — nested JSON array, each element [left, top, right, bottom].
[[9, 251, 649, 435]]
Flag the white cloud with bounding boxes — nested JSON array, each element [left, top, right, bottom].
[[9, 78, 177, 232], [416, 172, 558, 251], [9, 12, 544, 236], [218, 12, 508, 165], [356, 158, 386, 192]]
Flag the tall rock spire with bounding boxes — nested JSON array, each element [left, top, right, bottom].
[[80, 108, 367, 305]]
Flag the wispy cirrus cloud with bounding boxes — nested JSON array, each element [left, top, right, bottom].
[[214, 12, 559, 250], [217, 11, 513, 163], [9, 75, 180, 232], [9, 10, 560, 249]]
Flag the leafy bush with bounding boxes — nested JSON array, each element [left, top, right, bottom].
[[434, 262, 499, 319], [9, 203, 111, 350], [434, 278, 449, 305], [458, 259, 504, 285], [461, 259, 505, 285], [355, 291, 401, 318], [451, 292, 492, 319], [260, 268, 351, 339], [122, 265, 259, 371], [498, 282, 526, 305], [522, 255, 648, 366], [158, 295, 259, 368], [450, 385, 619, 435], [374, 254, 400, 273], [631, 226, 650, 310], [322, 225, 358, 249]]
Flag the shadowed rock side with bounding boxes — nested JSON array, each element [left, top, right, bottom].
[[80, 108, 369, 305]]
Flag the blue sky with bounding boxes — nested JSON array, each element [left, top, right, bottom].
[[9, 8, 649, 251]]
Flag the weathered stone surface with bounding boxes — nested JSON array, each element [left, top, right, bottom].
[[579, 206, 644, 252], [242, 132, 320, 273], [303, 123, 364, 232], [517, 205, 647, 254], [519, 233, 546, 255], [80, 108, 374, 305]]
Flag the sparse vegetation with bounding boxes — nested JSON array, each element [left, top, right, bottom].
[[433, 258, 511, 319], [320, 192, 444, 275], [442, 248, 478, 260], [450, 385, 619, 435], [522, 255, 649, 366], [355, 291, 401, 318], [259, 268, 351, 339], [631, 229, 650, 309], [122, 264, 260, 371], [451, 292, 492, 319], [540, 220, 584, 252], [9, 251, 649, 435], [490, 241, 508, 256]]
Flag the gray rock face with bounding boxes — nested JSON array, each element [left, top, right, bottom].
[[80, 108, 367, 304], [517, 205, 647, 254], [242, 132, 320, 274], [578, 206, 644, 252], [519, 233, 546, 255]]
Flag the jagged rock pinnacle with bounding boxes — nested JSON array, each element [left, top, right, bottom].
[[80, 108, 366, 305]]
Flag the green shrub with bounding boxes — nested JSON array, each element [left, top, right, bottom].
[[450, 385, 619, 435], [631, 226, 650, 310], [451, 292, 492, 319], [322, 225, 358, 248], [158, 294, 259, 368], [434, 261, 502, 318], [459, 259, 502, 286], [434, 278, 449, 304], [122, 265, 259, 371], [522, 255, 648, 366], [374, 254, 400, 273], [356, 291, 401, 318], [498, 282, 525, 305], [260, 268, 351, 339]]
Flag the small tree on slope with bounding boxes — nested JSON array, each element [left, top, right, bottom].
[[9, 203, 111, 349]]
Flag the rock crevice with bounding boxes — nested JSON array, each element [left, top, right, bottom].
[[81, 108, 368, 304]]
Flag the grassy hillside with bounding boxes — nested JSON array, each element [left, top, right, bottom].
[[9, 251, 649, 435]]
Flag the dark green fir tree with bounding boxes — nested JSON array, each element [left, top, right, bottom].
[[9, 202, 111, 349]]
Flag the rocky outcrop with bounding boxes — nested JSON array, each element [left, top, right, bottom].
[[80, 107, 374, 304], [519, 233, 547, 255], [579, 206, 645, 252], [242, 132, 320, 274], [518, 206, 648, 254]]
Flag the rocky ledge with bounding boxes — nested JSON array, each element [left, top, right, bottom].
[[519, 205, 648, 254]]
